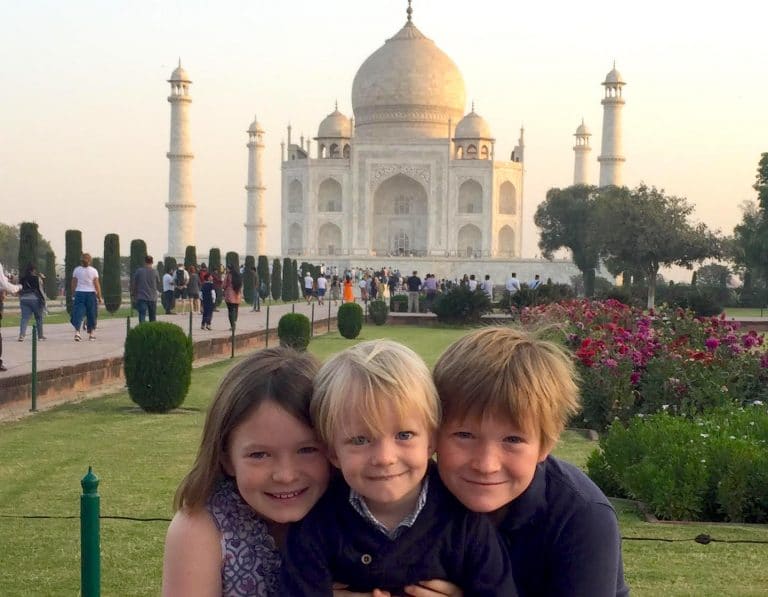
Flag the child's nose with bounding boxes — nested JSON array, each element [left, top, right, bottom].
[[370, 440, 397, 466], [271, 459, 300, 483], [471, 444, 501, 474]]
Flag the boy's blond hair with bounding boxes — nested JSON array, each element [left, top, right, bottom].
[[433, 327, 580, 454], [312, 340, 440, 444]]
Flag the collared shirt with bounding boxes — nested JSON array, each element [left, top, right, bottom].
[[348, 476, 429, 540], [506, 277, 521, 293]]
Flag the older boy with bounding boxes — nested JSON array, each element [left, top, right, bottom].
[[281, 340, 517, 596], [433, 327, 629, 597]]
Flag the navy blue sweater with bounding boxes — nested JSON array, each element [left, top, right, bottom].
[[498, 456, 629, 597], [280, 465, 517, 596]]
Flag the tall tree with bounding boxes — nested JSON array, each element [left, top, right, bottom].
[[0, 223, 20, 269], [64, 229, 82, 314], [291, 259, 299, 300], [184, 245, 197, 268], [754, 152, 768, 211], [18, 221, 40, 272], [103, 233, 122, 313], [731, 201, 768, 290], [225, 251, 240, 271], [242, 255, 256, 304], [271, 258, 282, 300], [597, 185, 721, 308], [534, 185, 602, 297], [257, 255, 270, 299], [43, 250, 58, 300], [129, 239, 148, 280], [281, 257, 292, 301]]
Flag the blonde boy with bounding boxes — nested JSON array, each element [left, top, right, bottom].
[[434, 327, 629, 596], [281, 340, 517, 596]]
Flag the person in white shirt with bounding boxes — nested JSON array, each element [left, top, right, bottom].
[[304, 272, 315, 304], [162, 270, 176, 314], [70, 253, 102, 341], [505, 272, 521, 296], [530, 274, 542, 290], [468, 274, 478, 292], [482, 274, 494, 301], [0, 261, 22, 371], [316, 273, 327, 306]]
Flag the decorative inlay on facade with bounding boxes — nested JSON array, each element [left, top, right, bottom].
[[370, 163, 430, 190]]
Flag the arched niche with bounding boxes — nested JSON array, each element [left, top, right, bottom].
[[288, 223, 302, 252], [497, 225, 515, 256], [499, 181, 516, 215], [330, 143, 340, 158], [343, 144, 350, 159], [288, 180, 303, 213], [318, 178, 342, 212], [466, 144, 477, 159], [458, 224, 482, 257], [480, 145, 489, 159], [455, 145, 464, 159], [318, 222, 342, 255], [372, 174, 428, 255], [458, 179, 483, 214]]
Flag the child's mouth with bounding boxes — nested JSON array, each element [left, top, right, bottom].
[[266, 488, 307, 499]]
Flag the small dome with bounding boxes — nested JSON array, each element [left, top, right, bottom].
[[317, 108, 351, 138], [169, 63, 191, 82], [575, 121, 591, 136], [604, 65, 624, 85], [454, 110, 492, 139], [248, 115, 264, 134]]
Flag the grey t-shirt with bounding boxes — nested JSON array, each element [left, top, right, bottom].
[[132, 267, 158, 301]]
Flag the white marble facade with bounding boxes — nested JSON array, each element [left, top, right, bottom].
[[281, 11, 524, 262]]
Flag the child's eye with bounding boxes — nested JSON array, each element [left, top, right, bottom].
[[452, 431, 474, 440], [502, 436, 525, 445], [348, 436, 369, 446], [395, 431, 414, 440], [297, 446, 320, 455], [249, 451, 269, 459]]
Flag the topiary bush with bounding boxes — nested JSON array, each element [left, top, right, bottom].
[[278, 313, 311, 351], [102, 233, 122, 314], [431, 285, 491, 324], [368, 299, 388, 325], [124, 322, 193, 412], [390, 294, 408, 312], [338, 302, 363, 339], [64, 229, 82, 314]]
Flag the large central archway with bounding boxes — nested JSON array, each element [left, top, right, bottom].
[[372, 174, 428, 255]]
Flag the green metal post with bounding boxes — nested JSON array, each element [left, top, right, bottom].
[[327, 298, 331, 333], [126, 316, 130, 335], [188, 311, 193, 342], [30, 324, 38, 412], [80, 467, 100, 597], [230, 325, 235, 359], [265, 305, 270, 348], [292, 303, 295, 313], [311, 303, 315, 337]]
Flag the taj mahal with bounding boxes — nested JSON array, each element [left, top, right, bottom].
[[164, 2, 626, 282]]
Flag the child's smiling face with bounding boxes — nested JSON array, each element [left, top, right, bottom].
[[330, 400, 434, 525], [437, 414, 548, 513]]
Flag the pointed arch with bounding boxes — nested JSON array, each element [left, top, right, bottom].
[[458, 224, 482, 257], [318, 178, 342, 212], [318, 222, 342, 256], [288, 223, 302, 252], [288, 180, 303, 213], [497, 225, 515, 256], [499, 181, 516, 215], [458, 179, 483, 214]]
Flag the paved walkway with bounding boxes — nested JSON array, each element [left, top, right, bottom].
[[0, 300, 341, 379]]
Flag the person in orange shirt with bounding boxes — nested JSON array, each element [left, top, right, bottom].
[[342, 275, 355, 303]]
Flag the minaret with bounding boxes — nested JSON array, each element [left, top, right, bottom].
[[598, 62, 626, 187], [165, 60, 195, 259], [244, 115, 267, 257], [573, 119, 592, 185]]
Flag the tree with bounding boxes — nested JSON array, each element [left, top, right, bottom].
[[291, 259, 299, 300], [163, 256, 177, 275], [257, 255, 270, 299], [242, 256, 256, 304], [130, 239, 148, 281], [0, 223, 20, 269], [695, 263, 731, 288], [103, 233, 122, 313], [534, 185, 602, 297], [597, 185, 721, 308], [184, 245, 197, 268], [18, 222, 39, 272], [225, 251, 239, 271], [43, 250, 58, 300], [754, 152, 768, 212], [65, 229, 82, 314], [271, 258, 282, 300], [208, 248, 222, 306], [281, 257, 292, 301]]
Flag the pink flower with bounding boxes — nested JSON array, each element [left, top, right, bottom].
[[705, 337, 719, 351], [630, 371, 641, 385]]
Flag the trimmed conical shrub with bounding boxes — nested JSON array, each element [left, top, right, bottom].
[[64, 229, 82, 314], [103, 233, 122, 313], [271, 258, 282, 300]]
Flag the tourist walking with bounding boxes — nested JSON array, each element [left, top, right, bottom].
[[70, 253, 102, 341], [505, 272, 521, 296], [200, 272, 215, 330], [174, 263, 190, 314], [131, 255, 158, 323], [304, 271, 315, 304], [330, 275, 340, 304], [358, 274, 369, 302], [0, 261, 22, 372], [316, 273, 327, 306], [18, 263, 47, 341], [423, 273, 438, 311], [162, 268, 175, 315], [342, 275, 355, 303], [186, 265, 201, 314], [223, 264, 243, 331], [250, 265, 261, 312], [530, 273, 542, 289], [482, 274, 494, 301]]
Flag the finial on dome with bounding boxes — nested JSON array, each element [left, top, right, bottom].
[[178, 57, 181, 67], [335, 99, 338, 111], [407, 0, 413, 22], [471, 100, 475, 113]]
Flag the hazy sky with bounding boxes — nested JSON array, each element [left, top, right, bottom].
[[1, 0, 766, 280]]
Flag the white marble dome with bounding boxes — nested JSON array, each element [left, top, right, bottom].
[[248, 115, 264, 133], [317, 108, 351, 138], [351, 20, 466, 139], [455, 110, 492, 139], [169, 64, 190, 82], [604, 66, 625, 85], [575, 121, 591, 135]]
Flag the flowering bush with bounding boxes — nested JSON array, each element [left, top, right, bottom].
[[587, 405, 768, 522], [519, 300, 768, 430]]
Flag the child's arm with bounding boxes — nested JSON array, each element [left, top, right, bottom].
[[403, 580, 463, 596], [162, 509, 222, 597]]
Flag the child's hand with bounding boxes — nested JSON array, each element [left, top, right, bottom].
[[403, 580, 463, 596]]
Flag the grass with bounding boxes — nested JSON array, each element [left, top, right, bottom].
[[1, 325, 767, 595], [722, 307, 768, 318]]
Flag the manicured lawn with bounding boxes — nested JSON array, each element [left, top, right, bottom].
[[722, 306, 768, 318], [1, 325, 766, 596]]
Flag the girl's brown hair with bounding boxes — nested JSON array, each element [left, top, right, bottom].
[[173, 347, 320, 511]]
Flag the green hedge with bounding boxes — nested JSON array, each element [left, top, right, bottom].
[[432, 286, 491, 323], [338, 302, 363, 339], [124, 322, 193, 412], [278, 313, 311, 351], [587, 406, 768, 522], [368, 299, 388, 325], [103, 233, 121, 314], [271, 258, 282, 300], [64, 229, 82, 314]]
